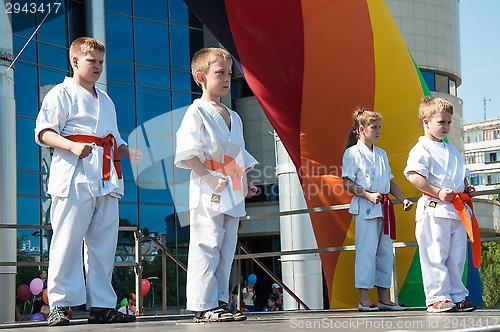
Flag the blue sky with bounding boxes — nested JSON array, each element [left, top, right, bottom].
[[460, 0, 500, 123]]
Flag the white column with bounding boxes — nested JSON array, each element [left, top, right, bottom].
[[0, 3, 17, 323], [275, 134, 323, 310], [85, 0, 107, 91]]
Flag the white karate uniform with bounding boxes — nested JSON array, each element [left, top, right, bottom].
[[404, 136, 470, 305], [342, 140, 394, 289], [175, 98, 257, 311], [35, 77, 125, 309]]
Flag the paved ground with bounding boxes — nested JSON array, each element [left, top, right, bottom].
[[2, 308, 500, 331]]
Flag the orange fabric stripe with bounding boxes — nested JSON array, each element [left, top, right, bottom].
[[65, 134, 122, 181], [423, 192, 481, 268], [203, 155, 243, 190]]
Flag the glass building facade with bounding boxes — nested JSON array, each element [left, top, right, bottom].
[[12, 0, 202, 254]]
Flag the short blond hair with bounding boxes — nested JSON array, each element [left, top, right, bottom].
[[69, 37, 105, 63], [418, 97, 453, 124], [191, 48, 232, 87]]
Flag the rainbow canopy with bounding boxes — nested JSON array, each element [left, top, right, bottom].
[[183, 0, 480, 308]]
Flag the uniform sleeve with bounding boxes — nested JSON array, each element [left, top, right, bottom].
[[34, 89, 67, 147], [341, 147, 359, 182], [239, 116, 258, 171], [403, 144, 430, 179], [174, 107, 204, 169]]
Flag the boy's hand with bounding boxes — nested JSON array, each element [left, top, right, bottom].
[[464, 185, 476, 198], [438, 188, 454, 202], [402, 199, 414, 211], [71, 142, 92, 158], [246, 181, 258, 198], [205, 174, 228, 193], [128, 148, 143, 164], [365, 191, 382, 204]]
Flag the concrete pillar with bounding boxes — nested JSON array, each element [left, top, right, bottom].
[[0, 2, 17, 323], [275, 134, 323, 310]]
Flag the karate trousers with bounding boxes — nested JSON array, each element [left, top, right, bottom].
[[415, 215, 468, 306], [47, 161, 119, 309], [185, 204, 239, 311], [354, 216, 393, 289]]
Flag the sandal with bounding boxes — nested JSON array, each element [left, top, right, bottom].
[[193, 308, 234, 323], [88, 308, 136, 324], [228, 308, 247, 321]]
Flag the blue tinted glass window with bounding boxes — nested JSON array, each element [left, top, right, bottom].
[[16, 116, 40, 171], [14, 63, 39, 116], [38, 43, 68, 71], [17, 197, 41, 224], [11, 0, 36, 37], [119, 203, 139, 225], [108, 83, 136, 132], [134, 19, 169, 67], [36, 3, 68, 46], [106, 0, 132, 15], [39, 68, 66, 91], [172, 91, 192, 110], [171, 70, 191, 92], [169, 0, 189, 26], [107, 60, 135, 84], [421, 71, 435, 91], [106, 14, 134, 62], [136, 86, 171, 124], [139, 187, 174, 204], [13, 37, 37, 62], [139, 204, 174, 233], [170, 26, 190, 70], [122, 181, 138, 203], [133, 0, 168, 22], [136, 65, 170, 89], [17, 172, 41, 196]]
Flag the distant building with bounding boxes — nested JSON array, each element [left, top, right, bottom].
[[464, 119, 500, 198]]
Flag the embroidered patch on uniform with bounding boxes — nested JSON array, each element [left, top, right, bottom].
[[428, 201, 437, 208], [366, 208, 371, 215], [211, 193, 221, 203]]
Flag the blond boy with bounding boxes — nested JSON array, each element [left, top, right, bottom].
[[175, 48, 257, 322], [35, 37, 140, 326], [404, 97, 477, 313]]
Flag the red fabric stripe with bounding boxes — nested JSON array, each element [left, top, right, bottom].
[[224, 0, 304, 168]]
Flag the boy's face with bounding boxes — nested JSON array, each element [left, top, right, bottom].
[[197, 58, 232, 97], [72, 50, 105, 84], [423, 112, 452, 141]]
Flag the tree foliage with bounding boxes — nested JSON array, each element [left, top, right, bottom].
[[480, 241, 500, 307]]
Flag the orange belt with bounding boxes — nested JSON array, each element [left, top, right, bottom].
[[423, 192, 481, 268], [203, 155, 243, 190], [65, 134, 122, 181], [382, 194, 396, 240]]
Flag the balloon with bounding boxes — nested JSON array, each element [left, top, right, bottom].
[[141, 278, 150, 296], [30, 313, 45, 321], [30, 278, 44, 295], [42, 289, 49, 304], [248, 274, 257, 285], [120, 298, 128, 307], [17, 284, 31, 301]]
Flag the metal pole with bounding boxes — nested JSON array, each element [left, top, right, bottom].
[[162, 252, 167, 314], [0, 2, 17, 323]]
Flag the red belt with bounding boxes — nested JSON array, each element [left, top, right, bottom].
[[382, 194, 396, 240], [423, 192, 481, 268], [203, 155, 243, 190], [65, 134, 122, 181]]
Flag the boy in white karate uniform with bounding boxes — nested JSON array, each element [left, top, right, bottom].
[[175, 48, 257, 322], [342, 109, 413, 312], [35, 37, 140, 326], [404, 97, 478, 313]]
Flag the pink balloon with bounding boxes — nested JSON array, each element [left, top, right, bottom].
[[30, 278, 44, 295], [141, 279, 150, 296], [17, 284, 31, 301]]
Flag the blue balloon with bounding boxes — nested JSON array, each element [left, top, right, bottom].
[[30, 313, 45, 321], [248, 274, 257, 285]]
